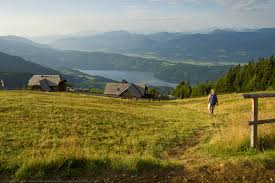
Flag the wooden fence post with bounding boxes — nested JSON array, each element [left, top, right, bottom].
[[242, 93, 275, 149], [251, 97, 258, 148]]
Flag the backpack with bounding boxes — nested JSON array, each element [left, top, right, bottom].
[[210, 94, 217, 105]]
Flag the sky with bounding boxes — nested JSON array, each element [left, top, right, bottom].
[[0, 0, 275, 36]]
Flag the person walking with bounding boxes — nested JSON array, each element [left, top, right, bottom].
[[208, 89, 218, 115], [0, 80, 4, 89]]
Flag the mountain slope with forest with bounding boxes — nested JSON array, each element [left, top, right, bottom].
[[215, 56, 275, 93], [172, 56, 275, 98]]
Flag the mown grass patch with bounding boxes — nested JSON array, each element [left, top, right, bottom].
[[0, 90, 210, 179], [0, 91, 274, 180]]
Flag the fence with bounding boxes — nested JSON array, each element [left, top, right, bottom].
[[242, 93, 275, 148]]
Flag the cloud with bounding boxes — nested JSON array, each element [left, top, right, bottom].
[[148, 0, 275, 11], [149, 0, 202, 5], [215, 0, 275, 11]]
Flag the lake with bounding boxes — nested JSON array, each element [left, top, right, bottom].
[[79, 70, 177, 87]]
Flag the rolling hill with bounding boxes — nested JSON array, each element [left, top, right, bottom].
[[0, 52, 60, 89], [0, 90, 274, 181], [51, 28, 275, 63], [0, 52, 57, 74], [0, 52, 114, 89]]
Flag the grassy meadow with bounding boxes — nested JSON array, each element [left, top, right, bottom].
[[0, 90, 275, 180]]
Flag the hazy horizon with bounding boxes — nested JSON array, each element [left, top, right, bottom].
[[0, 0, 275, 37]]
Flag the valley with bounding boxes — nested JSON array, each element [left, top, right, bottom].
[[79, 69, 177, 87], [0, 35, 232, 86]]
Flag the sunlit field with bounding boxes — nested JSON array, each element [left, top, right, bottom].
[[0, 90, 274, 181]]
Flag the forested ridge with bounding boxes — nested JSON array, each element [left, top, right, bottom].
[[173, 56, 275, 98], [215, 56, 275, 92]]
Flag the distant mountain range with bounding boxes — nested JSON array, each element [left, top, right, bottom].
[[30, 30, 101, 44], [50, 28, 275, 63], [0, 36, 230, 84]]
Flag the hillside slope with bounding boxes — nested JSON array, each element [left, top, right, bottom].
[[0, 52, 114, 89], [0, 91, 274, 181], [0, 52, 58, 74], [0, 52, 60, 89]]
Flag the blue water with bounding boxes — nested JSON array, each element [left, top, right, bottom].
[[79, 70, 177, 87]]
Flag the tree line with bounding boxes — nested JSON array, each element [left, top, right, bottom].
[[172, 56, 275, 99]]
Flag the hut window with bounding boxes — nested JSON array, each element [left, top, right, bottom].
[[117, 88, 120, 91]]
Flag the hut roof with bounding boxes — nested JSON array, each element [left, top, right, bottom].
[[28, 75, 63, 87], [104, 82, 147, 98], [104, 83, 130, 96], [39, 79, 51, 91], [135, 83, 147, 95]]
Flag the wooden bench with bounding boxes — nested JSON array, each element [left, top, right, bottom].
[[242, 93, 275, 148]]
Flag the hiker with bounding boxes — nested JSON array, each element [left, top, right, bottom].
[[0, 80, 4, 89], [208, 89, 218, 115]]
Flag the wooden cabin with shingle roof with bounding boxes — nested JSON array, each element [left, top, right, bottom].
[[104, 82, 148, 98], [28, 75, 67, 92]]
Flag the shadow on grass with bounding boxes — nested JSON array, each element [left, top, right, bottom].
[[263, 159, 275, 170], [0, 157, 178, 181], [136, 159, 174, 172], [258, 135, 275, 151]]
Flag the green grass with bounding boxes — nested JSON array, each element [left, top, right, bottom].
[[0, 90, 274, 180]]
